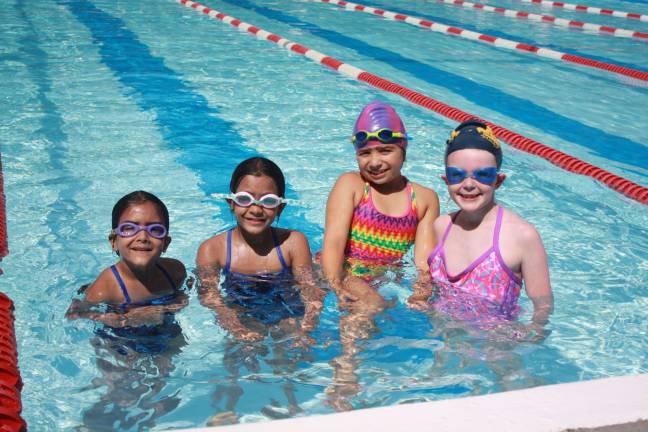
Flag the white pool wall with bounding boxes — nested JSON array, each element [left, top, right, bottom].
[[179, 374, 648, 432]]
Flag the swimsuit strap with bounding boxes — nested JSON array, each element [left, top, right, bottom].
[[110, 264, 131, 305], [225, 228, 234, 273], [492, 206, 504, 251], [156, 262, 177, 291], [366, 179, 417, 218], [362, 182, 370, 203], [271, 228, 288, 272], [439, 213, 457, 247], [409, 182, 417, 214]]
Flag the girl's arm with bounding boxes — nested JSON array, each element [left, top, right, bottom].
[[196, 237, 264, 341], [321, 173, 360, 294], [408, 213, 444, 310], [66, 270, 122, 322], [289, 231, 326, 333], [412, 184, 440, 272], [519, 225, 554, 326]]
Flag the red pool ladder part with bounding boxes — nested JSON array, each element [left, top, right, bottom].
[[436, 0, 648, 41], [317, 0, 648, 83], [512, 0, 648, 22], [177, 0, 648, 205], [0, 293, 26, 432]]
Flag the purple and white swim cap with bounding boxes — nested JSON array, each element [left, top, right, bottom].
[[352, 101, 408, 151]]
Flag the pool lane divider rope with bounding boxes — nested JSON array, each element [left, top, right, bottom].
[[317, 0, 648, 82], [1, 155, 24, 431], [176, 0, 648, 205], [437, 0, 648, 41], [0, 154, 7, 260], [512, 0, 648, 22], [0, 293, 26, 432]]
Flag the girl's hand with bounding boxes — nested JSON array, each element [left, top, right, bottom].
[[407, 292, 431, 311], [231, 327, 265, 342], [407, 274, 434, 311], [122, 307, 165, 327], [338, 276, 386, 312], [98, 312, 129, 328]]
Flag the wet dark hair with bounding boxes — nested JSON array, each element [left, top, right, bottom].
[[229, 157, 286, 197], [111, 191, 170, 229]]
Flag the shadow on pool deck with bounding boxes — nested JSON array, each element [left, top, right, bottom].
[[566, 419, 648, 432]]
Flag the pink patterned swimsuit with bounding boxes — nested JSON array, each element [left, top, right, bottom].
[[428, 206, 522, 320]]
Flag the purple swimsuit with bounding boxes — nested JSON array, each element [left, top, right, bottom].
[[428, 206, 522, 320]]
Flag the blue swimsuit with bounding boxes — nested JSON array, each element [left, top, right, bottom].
[[221, 228, 305, 325], [110, 263, 178, 308], [96, 263, 183, 355]]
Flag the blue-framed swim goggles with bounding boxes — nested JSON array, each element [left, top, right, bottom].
[[114, 222, 168, 239], [445, 166, 499, 185], [351, 128, 407, 149]]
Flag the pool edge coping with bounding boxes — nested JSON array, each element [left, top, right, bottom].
[[176, 373, 648, 432]]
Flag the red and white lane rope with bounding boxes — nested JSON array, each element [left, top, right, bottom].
[[177, 0, 648, 205], [317, 0, 648, 82], [437, 0, 648, 41], [513, 0, 648, 22]]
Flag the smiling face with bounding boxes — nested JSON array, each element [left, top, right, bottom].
[[444, 148, 505, 212], [355, 143, 405, 186], [230, 174, 284, 236], [110, 201, 170, 270]]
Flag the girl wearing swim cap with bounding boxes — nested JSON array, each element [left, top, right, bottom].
[[420, 119, 553, 335], [322, 101, 440, 310]]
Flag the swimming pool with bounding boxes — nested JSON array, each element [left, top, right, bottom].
[[1, 0, 647, 429]]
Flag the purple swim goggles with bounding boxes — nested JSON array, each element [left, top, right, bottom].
[[114, 222, 168, 239]]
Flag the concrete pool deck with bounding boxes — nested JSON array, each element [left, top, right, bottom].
[[180, 374, 648, 432]]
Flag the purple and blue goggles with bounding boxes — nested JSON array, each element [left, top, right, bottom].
[[114, 222, 168, 239], [445, 166, 499, 185], [351, 128, 407, 149]]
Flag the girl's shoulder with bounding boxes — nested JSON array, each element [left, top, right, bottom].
[[196, 229, 230, 267], [273, 227, 312, 265], [335, 171, 366, 189], [409, 180, 439, 198], [499, 206, 542, 244], [273, 227, 310, 249], [409, 181, 440, 214], [84, 266, 124, 304], [328, 172, 367, 207], [199, 229, 230, 248], [158, 257, 187, 285], [433, 213, 454, 231]]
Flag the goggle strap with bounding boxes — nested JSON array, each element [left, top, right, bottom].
[[210, 193, 300, 205]]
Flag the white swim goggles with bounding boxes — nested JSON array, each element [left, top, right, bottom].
[[211, 191, 289, 209]]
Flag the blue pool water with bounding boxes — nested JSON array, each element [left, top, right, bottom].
[[1, 0, 647, 429]]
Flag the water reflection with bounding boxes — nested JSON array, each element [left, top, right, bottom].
[[76, 317, 187, 431]]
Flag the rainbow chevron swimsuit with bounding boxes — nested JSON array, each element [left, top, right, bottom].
[[344, 181, 418, 276]]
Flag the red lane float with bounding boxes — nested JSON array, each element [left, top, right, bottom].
[[317, 0, 648, 82], [0, 293, 26, 432], [437, 0, 648, 41], [176, 0, 648, 205], [513, 0, 648, 22], [0, 154, 7, 260]]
